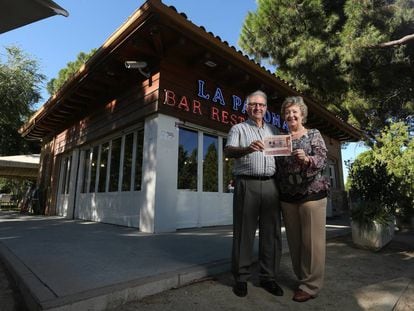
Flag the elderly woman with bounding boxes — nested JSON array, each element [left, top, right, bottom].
[[277, 96, 330, 302]]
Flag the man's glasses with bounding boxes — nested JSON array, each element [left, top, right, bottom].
[[248, 102, 267, 108]]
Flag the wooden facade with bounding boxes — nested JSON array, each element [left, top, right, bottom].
[[20, 0, 362, 232]]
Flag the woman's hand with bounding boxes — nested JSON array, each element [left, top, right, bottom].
[[292, 149, 310, 165]]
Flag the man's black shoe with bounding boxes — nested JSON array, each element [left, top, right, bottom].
[[260, 280, 284, 296], [233, 281, 247, 297]]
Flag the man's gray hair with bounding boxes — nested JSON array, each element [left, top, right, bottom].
[[247, 90, 267, 105]]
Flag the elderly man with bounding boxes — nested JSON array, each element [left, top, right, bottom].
[[225, 90, 283, 298]]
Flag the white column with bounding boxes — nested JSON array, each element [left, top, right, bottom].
[[140, 114, 179, 233]]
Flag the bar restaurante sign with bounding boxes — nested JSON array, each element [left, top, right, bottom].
[[163, 80, 289, 130]]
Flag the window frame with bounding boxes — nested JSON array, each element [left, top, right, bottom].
[[177, 124, 230, 193], [79, 126, 144, 194]]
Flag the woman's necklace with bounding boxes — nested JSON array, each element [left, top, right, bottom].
[[290, 127, 307, 140]]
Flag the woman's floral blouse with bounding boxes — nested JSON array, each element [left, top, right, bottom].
[[277, 129, 330, 202]]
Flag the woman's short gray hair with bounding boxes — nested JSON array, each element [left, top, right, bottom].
[[281, 96, 308, 124]]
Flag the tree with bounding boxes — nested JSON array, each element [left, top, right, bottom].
[[203, 143, 218, 192], [177, 145, 198, 190], [347, 122, 413, 223], [374, 122, 414, 218], [239, 0, 414, 138], [46, 49, 96, 95], [0, 46, 43, 202], [0, 46, 43, 156]]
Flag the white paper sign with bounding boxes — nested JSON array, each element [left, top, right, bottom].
[[263, 135, 292, 156]]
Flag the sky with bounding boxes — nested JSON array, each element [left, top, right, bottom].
[[0, 0, 367, 183]]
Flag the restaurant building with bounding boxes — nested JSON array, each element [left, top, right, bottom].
[[20, 0, 362, 233]]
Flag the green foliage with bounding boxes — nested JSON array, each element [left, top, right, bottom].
[[348, 150, 399, 223], [46, 49, 96, 95], [374, 122, 414, 217], [239, 0, 414, 137], [351, 201, 394, 228], [0, 178, 33, 198], [177, 145, 197, 190], [203, 143, 218, 192], [0, 46, 43, 155], [348, 122, 414, 223], [223, 157, 234, 192]]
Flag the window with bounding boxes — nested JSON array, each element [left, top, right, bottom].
[[178, 128, 198, 190], [203, 134, 218, 192], [223, 138, 234, 193], [80, 128, 144, 194], [122, 133, 134, 191], [81, 149, 91, 193], [134, 130, 144, 191], [60, 155, 72, 194], [109, 137, 122, 192], [98, 143, 109, 192], [177, 127, 232, 193], [89, 146, 99, 193], [328, 164, 337, 189]]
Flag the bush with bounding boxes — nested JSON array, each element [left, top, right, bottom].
[[348, 122, 413, 224], [350, 201, 394, 229]]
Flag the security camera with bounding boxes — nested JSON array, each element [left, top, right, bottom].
[[124, 61, 147, 69], [124, 60, 151, 78]]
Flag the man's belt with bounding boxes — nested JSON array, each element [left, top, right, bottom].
[[237, 175, 274, 180]]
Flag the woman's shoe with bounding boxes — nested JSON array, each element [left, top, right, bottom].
[[292, 289, 315, 302]]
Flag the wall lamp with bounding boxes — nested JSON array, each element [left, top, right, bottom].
[[124, 60, 150, 78], [204, 60, 217, 68]]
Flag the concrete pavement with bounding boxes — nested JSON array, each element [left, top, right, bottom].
[[115, 232, 414, 311], [0, 210, 413, 310]]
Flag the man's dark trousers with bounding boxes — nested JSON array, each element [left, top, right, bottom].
[[231, 176, 282, 282]]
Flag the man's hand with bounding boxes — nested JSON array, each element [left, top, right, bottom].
[[225, 140, 264, 158], [248, 140, 265, 152]]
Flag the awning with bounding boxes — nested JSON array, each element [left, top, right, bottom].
[[0, 154, 40, 179], [0, 0, 68, 34]]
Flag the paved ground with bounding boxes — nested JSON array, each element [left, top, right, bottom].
[[113, 232, 414, 311], [1, 259, 27, 311], [0, 210, 413, 311]]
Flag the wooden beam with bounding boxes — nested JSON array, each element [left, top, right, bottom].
[[150, 25, 164, 57]]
